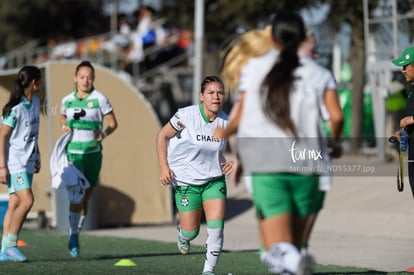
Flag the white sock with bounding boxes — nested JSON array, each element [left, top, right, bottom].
[[203, 228, 223, 273], [300, 246, 308, 255], [7, 234, 17, 248], [69, 212, 81, 235], [1, 235, 8, 252], [78, 215, 87, 231], [263, 242, 300, 274]]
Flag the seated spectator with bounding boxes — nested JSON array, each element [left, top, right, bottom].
[[112, 13, 132, 50], [49, 34, 77, 60], [118, 13, 131, 37], [136, 6, 156, 49], [119, 6, 158, 76], [118, 28, 144, 76]]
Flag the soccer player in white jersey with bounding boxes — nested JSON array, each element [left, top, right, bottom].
[[0, 66, 42, 262], [156, 76, 232, 275], [214, 11, 344, 275], [218, 24, 344, 265], [298, 29, 344, 255], [60, 61, 118, 257]]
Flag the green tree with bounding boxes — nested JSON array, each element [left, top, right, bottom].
[[162, 1, 371, 153], [0, 0, 385, 155], [322, 0, 381, 152], [322, 0, 366, 152], [162, 0, 324, 46], [161, 0, 325, 73]]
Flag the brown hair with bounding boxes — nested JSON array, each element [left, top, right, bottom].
[[200, 75, 224, 93], [75, 60, 95, 76], [262, 11, 305, 136], [2, 65, 41, 117]]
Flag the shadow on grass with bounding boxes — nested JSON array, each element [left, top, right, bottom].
[[199, 197, 253, 224], [93, 251, 206, 260], [225, 197, 253, 221], [93, 249, 260, 261]]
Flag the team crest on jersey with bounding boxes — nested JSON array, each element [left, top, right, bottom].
[[176, 121, 185, 130], [16, 175, 24, 185], [180, 196, 189, 207], [87, 100, 94, 108], [173, 113, 185, 130]]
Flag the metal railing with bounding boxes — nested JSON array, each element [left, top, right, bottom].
[[1, 31, 194, 125]]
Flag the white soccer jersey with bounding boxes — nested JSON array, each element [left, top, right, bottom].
[[297, 53, 338, 119], [237, 49, 330, 175], [167, 104, 228, 186], [1, 96, 40, 174], [50, 131, 90, 203], [316, 62, 337, 122], [61, 89, 113, 154]]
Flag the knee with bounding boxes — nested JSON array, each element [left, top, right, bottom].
[[180, 228, 200, 241], [22, 197, 34, 212]]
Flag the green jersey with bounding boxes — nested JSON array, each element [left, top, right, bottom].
[[61, 89, 113, 154]]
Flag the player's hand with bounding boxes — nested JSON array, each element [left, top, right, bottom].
[[232, 159, 243, 186], [62, 125, 71, 133], [94, 130, 105, 141], [329, 144, 342, 159], [393, 130, 401, 143], [160, 166, 174, 186], [328, 139, 343, 159], [400, 116, 414, 128], [34, 156, 41, 174], [0, 167, 8, 185], [221, 162, 233, 176]]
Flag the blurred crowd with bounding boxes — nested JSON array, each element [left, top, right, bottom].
[[34, 6, 194, 76]]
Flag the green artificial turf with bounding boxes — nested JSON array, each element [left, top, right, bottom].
[[0, 228, 409, 275]]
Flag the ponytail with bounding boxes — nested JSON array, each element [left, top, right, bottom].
[[261, 11, 305, 136], [2, 66, 41, 117]]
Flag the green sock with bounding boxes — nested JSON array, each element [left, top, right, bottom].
[[258, 244, 266, 254], [301, 243, 308, 254]]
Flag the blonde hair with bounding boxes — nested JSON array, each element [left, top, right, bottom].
[[220, 26, 272, 93]]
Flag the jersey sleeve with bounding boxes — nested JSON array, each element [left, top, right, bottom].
[[325, 71, 337, 91], [2, 109, 17, 128], [169, 108, 186, 132], [319, 70, 337, 122], [60, 96, 68, 116], [100, 95, 113, 115]]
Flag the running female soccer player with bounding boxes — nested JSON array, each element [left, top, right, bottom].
[[156, 76, 232, 275]]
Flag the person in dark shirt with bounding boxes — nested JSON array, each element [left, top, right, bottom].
[[392, 46, 414, 196]]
